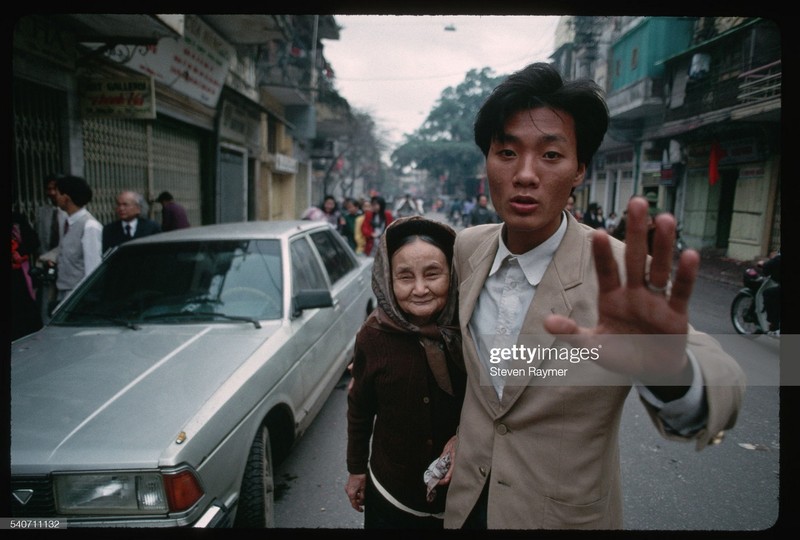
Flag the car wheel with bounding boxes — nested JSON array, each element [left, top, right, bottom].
[[234, 424, 275, 528]]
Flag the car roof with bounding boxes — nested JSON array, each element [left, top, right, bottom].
[[121, 220, 331, 245]]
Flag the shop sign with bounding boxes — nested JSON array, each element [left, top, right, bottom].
[[80, 76, 156, 119], [121, 14, 234, 108], [274, 154, 298, 174]]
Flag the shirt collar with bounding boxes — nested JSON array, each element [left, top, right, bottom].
[[67, 207, 89, 224], [488, 211, 569, 286]]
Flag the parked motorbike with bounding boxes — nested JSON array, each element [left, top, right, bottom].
[[730, 266, 779, 336]]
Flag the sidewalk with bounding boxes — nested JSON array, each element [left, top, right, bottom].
[[695, 250, 753, 288]]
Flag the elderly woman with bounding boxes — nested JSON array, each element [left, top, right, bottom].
[[345, 216, 465, 529]]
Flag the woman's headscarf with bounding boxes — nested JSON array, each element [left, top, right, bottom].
[[367, 216, 464, 394]]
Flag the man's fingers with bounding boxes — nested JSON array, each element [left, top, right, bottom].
[[623, 197, 650, 288], [592, 229, 621, 293], [648, 214, 675, 289], [668, 249, 700, 314]]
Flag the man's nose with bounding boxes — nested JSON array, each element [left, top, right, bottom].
[[513, 155, 539, 186]]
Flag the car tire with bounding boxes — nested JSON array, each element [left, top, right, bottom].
[[234, 424, 275, 528]]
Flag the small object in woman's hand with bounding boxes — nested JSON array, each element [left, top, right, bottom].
[[423, 453, 451, 502]]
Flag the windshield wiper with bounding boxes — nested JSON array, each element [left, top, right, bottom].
[[60, 310, 141, 330], [142, 311, 262, 329]]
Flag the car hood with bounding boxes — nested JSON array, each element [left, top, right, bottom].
[[11, 323, 280, 474]]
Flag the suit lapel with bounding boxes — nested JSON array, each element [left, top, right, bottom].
[[458, 227, 508, 416], [459, 229, 498, 327]]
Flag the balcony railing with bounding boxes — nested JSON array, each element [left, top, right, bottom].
[[737, 60, 781, 103], [606, 77, 663, 119], [664, 59, 781, 122]]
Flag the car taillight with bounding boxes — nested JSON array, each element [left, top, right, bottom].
[[163, 469, 204, 512]]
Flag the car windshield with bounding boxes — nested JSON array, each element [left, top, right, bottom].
[[51, 239, 283, 326]]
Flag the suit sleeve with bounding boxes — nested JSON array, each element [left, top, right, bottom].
[[640, 329, 746, 450]]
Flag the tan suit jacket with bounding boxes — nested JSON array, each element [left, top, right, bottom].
[[444, 213, 745, 529]]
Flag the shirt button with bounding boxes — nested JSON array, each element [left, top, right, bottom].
[[479, 467, 487, 477], [496, 424, 508, 435], [423, 397, 430, 404]]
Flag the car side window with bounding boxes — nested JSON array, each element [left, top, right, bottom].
[[290, 237, 328, 293], [310, 230, 357, 285]]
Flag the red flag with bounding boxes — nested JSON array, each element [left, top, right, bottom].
[[709, 142, 723, 186]]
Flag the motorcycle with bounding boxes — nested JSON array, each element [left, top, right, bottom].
[[730, 265, 779, 336]]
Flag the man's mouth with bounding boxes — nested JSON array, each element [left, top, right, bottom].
[[509, 195, 539, 213]]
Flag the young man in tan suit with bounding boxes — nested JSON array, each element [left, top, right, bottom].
[[442, 63, 745, 530]]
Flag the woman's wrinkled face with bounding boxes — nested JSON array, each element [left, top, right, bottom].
[[391, 238, 450, 326]]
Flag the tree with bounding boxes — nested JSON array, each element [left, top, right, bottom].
[[391, 67, 505, 196], [323, 110, 392, 199]]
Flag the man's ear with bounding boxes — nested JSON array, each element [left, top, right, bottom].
[[572, 163, 587, 187]]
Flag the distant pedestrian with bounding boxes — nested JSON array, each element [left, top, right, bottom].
[[361, 196, 394, 257], [102, 191, 161, 253], [156, 191, 190, 231], [35, 173, 67, 257], [53, 175, 103, 301], [34, 173, 67, 323], [583, 202, 604, 229], [12, 210, 43, 339], [342, 198, 363, 251], [461, 198, 475, 227], [395, 193, 421, 218], [320, 195, 345, 233], [469, 194, 500, 226], [354, 199, 370, 255], [605, 211, 618, 235]]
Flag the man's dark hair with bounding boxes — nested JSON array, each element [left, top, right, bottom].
[[56, 175, 93, 207], [44, 173, 64, 185], [156, 191, 174, 203], [474, 62, 609, 167]]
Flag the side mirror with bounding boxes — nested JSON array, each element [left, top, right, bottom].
[[292, 289, 333, 317]]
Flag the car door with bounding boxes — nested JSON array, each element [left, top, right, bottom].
[[308, 228, 367, 355], [288, 233, 342, 430]]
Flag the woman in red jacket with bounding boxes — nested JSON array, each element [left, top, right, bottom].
[[361, 196, 393, 257]]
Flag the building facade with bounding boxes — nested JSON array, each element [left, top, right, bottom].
[[551, 16, 781, 260], [12, 14, 347, 231]]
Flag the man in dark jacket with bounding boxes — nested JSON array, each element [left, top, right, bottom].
[[469, 194, 500, 226], [102, 191, 161, 253]]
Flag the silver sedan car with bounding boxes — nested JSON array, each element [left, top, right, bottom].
[[10, 220, 374, 527]]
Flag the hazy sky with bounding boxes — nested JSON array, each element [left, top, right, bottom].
[[323, 15, 561, 149]]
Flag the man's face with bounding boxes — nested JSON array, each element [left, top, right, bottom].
[[46, 180, 59, 205], [54, 189, 70, 211], [486, 107, 585, 253], [115, 193, 141, 221]]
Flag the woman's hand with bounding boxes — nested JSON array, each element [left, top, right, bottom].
[[437, 434, 458, 486], [345, 473, 366, 512]]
